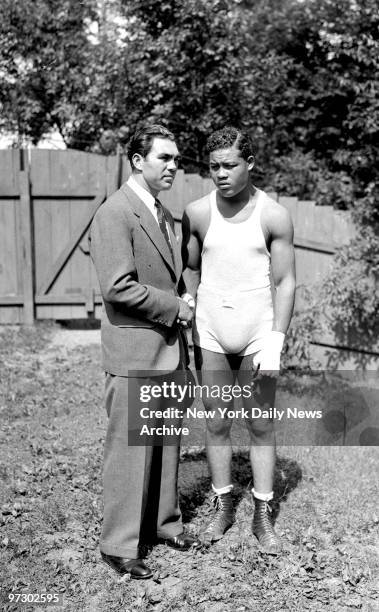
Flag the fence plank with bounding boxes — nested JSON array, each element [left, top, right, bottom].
[[160, 170, 186, 218], [120, 156, 131, 184], [36, 294, 103, 305], [51, 195, 73, 319], [34, 197, 53, 319], [296, 200, 316, 241], [0, 200, 19, 296], [0, 199, 23, 323], [279, 196, 298, 229], [106, 151, 122, 197], [19, 160, 35, 324], [313, 205, 334, 245], [183, 173, 204, 204], [0, 151, 23, 322], [30, 150, 107, 196], [0, 295, 24, 305], [0, 150, 20, 196]]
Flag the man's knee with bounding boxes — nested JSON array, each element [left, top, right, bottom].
[[207, 419, 232, 438], [205, 405, 232, 437], [246, 417, 274, 440]]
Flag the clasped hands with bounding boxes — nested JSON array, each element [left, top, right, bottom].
[[177, 293, 195, 328]]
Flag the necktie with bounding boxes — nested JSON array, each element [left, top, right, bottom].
[[155, 198, 174, 261]]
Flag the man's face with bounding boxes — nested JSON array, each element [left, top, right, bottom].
[[209, 145, 254, 198], [139, 137, 180, 194]]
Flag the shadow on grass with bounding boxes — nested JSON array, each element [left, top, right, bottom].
[[179, 449, 302, 523]]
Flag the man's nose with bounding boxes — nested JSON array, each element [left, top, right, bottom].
[[217, 167, 227, 178], [167, 159, 177, 171]]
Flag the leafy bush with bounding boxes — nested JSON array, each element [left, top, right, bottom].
[[321, 183, 379, 352]]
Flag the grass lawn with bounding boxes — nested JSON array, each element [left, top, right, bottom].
[[0, 324, 378, 612]]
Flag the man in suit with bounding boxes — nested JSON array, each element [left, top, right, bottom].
[[90, 124, 197, 580]]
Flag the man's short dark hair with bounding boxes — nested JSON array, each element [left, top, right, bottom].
[[205, 127, 254, 160], [127, 124, 176, 167]]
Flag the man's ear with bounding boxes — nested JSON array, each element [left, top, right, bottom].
[[131, 153, 144, 171], [247, 155, 255, 172]]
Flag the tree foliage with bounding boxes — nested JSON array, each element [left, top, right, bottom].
[[116, 0, 251, 166], [0, 0, 98, 144], [254, 0, 379, 207], [1, 0, 378, 202]]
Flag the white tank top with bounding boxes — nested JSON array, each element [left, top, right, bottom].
[[200, 189, 271, 293]]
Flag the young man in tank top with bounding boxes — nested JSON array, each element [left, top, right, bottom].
[[181, 127, 296, 554]]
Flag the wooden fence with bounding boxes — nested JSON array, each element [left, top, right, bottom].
[[0, 148, 376, 365]]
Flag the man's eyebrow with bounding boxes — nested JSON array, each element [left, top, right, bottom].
[[210, 160, 236, 164]]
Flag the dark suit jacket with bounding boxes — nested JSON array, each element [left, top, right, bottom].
[[89, 182, 184, 376]]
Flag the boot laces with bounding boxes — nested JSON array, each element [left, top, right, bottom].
[[253, 500, 279, 545], [259, 502, 273, 528], [255, 500, 273, 523], [203, 493, 233, 533], [212, 493, 232, 511]]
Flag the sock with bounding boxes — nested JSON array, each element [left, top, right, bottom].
[[212, 483, 233, 495], [252, 488, 273, 502]]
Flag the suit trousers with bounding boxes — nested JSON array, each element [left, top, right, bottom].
[[99, 372, 184, 559]]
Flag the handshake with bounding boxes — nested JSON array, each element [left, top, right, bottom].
[[177, 293, 196, 327]]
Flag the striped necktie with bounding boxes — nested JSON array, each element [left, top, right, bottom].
[[154, 198, 174, 261]]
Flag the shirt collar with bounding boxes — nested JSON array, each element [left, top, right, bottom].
[[127, 175, 156, 209]]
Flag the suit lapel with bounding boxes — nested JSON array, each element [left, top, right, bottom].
[[121, 183, 177, 278]]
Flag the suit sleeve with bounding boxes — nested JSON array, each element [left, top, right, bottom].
[[89, 201, 179, 327]]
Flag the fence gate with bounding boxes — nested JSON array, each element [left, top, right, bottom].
[[0, 149, 127, 323]]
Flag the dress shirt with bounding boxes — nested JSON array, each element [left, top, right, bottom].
[[127, 175, 159, 224], [127, 175, 174, 249]]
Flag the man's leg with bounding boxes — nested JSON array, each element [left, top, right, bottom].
[[100, 374, 147, 558], [154, 368, 198, 550], [156, 443, 183, 539], [100, 374, 153, 578], [239, 355, 281, 554], [195, 347, 236, 541]]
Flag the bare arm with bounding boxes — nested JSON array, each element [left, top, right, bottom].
[[181, 208, 202, 299], [268, 207, 296, 333]]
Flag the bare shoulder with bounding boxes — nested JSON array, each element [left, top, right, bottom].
[[260, 191, 293, 239], [185, 194, 210, 219], [184, 193, 212, 233]]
